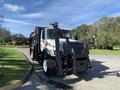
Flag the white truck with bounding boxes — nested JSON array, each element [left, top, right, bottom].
[[29, 22, 92, 76]]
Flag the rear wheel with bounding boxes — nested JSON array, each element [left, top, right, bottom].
[[43, 55, 57, 76]]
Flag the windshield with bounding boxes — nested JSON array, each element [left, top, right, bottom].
[[46, 29, 75, 39]]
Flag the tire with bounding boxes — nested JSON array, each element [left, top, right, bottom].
[[30, 50, 34, 60], [43, 55, 56, 76]]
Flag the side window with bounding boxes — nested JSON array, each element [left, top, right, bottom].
[[42, 30, 45, 39]]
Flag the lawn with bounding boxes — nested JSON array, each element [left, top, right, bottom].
[[0, 45, 29, 48], [0, 48, 30, 87], [90, 49, 120, 56]]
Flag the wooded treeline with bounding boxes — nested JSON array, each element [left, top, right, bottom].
[[73, 16, 120, 49], [0, 28, 28, 45]]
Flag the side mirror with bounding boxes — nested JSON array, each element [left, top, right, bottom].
[[75, 35, 78, 40]]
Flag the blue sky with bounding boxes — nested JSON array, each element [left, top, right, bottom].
[[0, 0, 120, 37]]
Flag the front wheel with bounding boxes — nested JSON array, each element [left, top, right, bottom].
[[43, 56, 57, 76], [43, 59, 48, 73], [30, 50, 34, 60]]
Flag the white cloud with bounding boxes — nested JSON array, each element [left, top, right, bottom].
[[4, 3, 25, 12], [2, 18, 35, 26], [20, 12, 45, 18]]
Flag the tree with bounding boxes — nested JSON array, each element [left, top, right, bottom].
[[0, 29, 11, 44], [74, 24, 91, 42], [73, 16, 120, 50], [11, 34, 25, 40], [11, 34, 28, 45]]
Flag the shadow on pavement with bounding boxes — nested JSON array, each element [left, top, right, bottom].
[[53, 59, 118, 85], [33, 59, 118, 87], [15, 73, 58, 90]]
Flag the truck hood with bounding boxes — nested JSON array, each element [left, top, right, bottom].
[[45, 38, 81, 51], [45, 38, 88, 57]]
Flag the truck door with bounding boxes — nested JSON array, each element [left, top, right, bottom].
[[40, 30, 45, 52]]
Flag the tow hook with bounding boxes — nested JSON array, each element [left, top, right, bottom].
[[88, 65, 93, 70]]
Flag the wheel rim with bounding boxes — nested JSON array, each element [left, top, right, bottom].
[[43, 59, 47, 72]]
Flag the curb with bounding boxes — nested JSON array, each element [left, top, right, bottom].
[[21, 53, 33, 84], [0, 51, 33, 90]]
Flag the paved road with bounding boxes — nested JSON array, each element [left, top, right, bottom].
[[15, 48, 120, 90]]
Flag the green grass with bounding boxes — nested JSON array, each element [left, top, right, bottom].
[[90, 49, 120, 56], [0, 48, 30, 87], [0, 45, 29, 48]]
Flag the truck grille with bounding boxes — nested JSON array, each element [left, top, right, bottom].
[[70, 42, 84, 54], [63, 42, 84, 55]]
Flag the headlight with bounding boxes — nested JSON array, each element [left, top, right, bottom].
[[84, 44, 86, 48]]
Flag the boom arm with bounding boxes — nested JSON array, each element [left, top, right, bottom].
[[51, 22, 63, 76]]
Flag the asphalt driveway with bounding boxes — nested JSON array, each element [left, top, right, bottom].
[[14, 48, 120, 90]]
